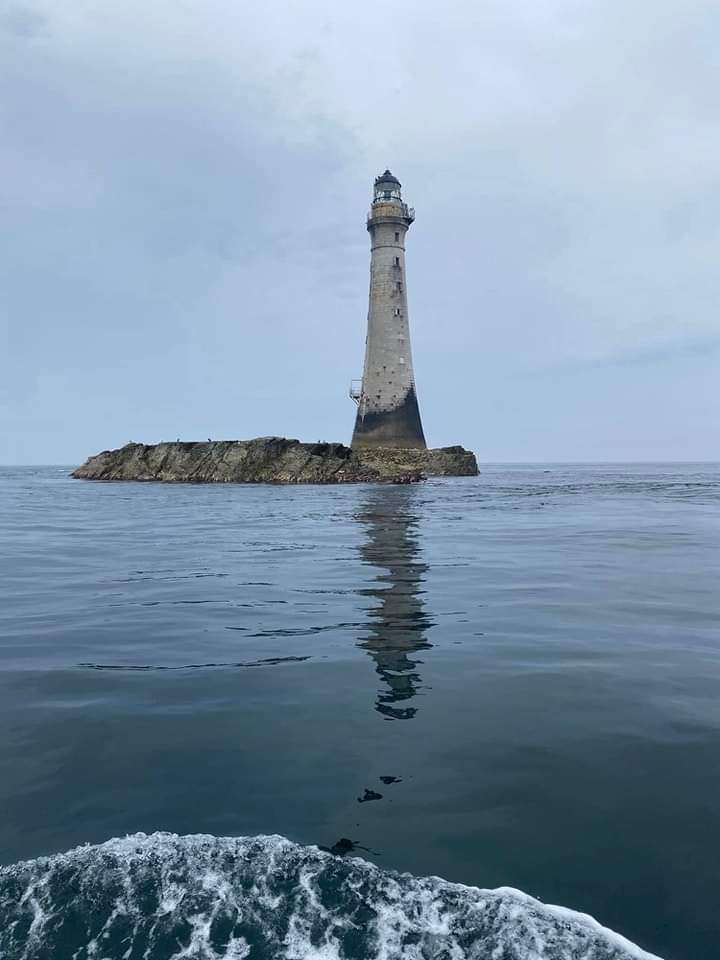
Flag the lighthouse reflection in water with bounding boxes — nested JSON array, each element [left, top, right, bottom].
[[356, 487, 434, 721]]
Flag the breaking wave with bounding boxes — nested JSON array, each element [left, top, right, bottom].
[[0, 832, 661, 959]]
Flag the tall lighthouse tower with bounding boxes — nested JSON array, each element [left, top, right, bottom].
[[351, 171, 426, 450]]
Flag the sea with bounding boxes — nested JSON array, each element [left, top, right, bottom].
[[1, 463, 718, 960]]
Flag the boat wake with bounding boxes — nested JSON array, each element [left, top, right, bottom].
[[0, 832, 661, 959]]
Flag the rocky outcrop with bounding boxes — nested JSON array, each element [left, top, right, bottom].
[[71, 438, 478, 484], [355, 445, 478, 478]]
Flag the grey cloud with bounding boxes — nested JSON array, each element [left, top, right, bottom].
[[0, 2, 47, 39], [1, 1, 718, 463]]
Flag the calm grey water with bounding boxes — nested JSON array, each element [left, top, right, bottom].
[[1, 464, 719, 959]]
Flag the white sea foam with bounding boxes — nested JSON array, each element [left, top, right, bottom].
[[0, 832, 662, 960]]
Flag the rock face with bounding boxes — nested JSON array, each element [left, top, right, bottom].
[[71, 438, 478, 484]]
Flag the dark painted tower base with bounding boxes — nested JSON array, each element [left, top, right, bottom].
[[352, 386, 426, 450]]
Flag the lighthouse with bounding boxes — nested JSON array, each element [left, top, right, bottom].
[[351, 171, 426, 450]]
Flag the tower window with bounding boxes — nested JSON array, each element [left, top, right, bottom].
[[394, 307, 402, 317], [394, 256, 400, 266], [394, 232, 400, 242], [396, 282, 402, 292]]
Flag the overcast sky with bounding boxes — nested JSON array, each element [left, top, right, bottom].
[[1, 0, 718, 464]]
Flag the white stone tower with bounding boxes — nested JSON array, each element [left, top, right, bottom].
[[351, 171, 426, 449]]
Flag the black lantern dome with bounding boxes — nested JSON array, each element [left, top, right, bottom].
[[373, 169, 402, 201]]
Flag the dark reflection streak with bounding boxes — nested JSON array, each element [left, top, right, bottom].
[[356, 487, 434, 720], [78, 656, 310, 672]]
